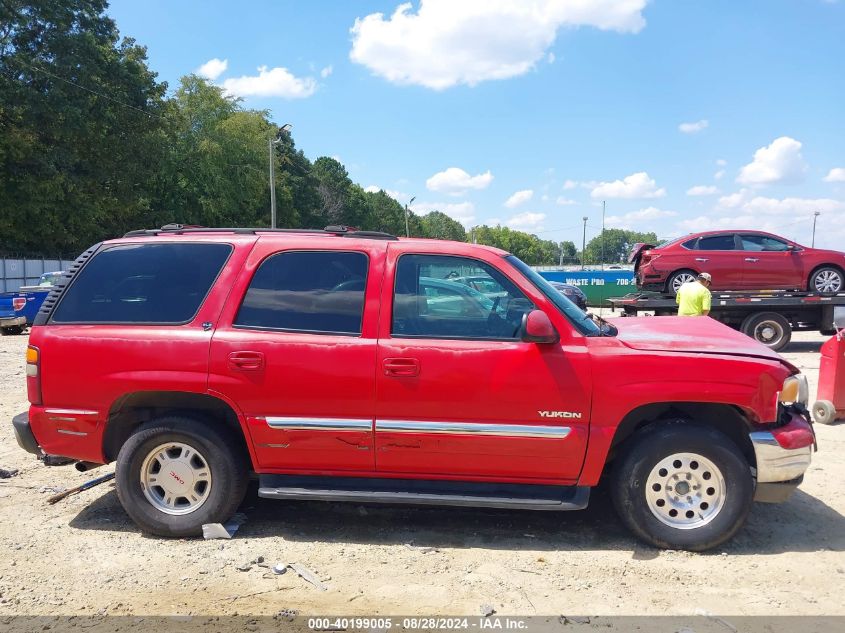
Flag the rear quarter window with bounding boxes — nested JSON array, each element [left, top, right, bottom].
[[50, 243, 232, 324]]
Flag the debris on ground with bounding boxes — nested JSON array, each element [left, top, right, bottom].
[[236, 555, 265, 572], [404, 542, 439, 553], [46, 471, 114, 504], [288, 562, 328, 591], [42, 455, 75, 467], [202, 513, 247, 540], [272, 563, 288, 575], [480, 604, 496, 617], [0, 468, 19, 479], [560, 616, 591, 625]]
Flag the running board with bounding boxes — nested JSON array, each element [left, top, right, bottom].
[[258, 475, 589, 511]]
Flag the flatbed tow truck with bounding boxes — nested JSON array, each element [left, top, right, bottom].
[[610, 289, 845, 351]]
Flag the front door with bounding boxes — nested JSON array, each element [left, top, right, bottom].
[[739, 233, 803, 290], [693, 233, 746, 289], [374, 247, 591, 483], [208, 240, 385, 472]]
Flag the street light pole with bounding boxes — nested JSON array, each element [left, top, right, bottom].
[[269, 123, 292, 229], [404, 196, 416, 237], [812, 211, 820, 247], [582, 216, 588, 270]]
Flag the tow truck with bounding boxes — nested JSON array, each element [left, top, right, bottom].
[[610, 289, 845, 351]]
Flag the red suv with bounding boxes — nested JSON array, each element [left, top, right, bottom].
[[12, 226, 816, 551], [632, 230, 845, 293]]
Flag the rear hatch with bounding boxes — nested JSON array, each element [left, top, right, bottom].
[[628, 243, 655, 271]]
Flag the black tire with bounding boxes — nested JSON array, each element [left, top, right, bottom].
[[740, 312, 791, 351], [812, 400, 837, 425], [1, 325, 24, 335], [808, 266, 844, 293], [610, 421, 753, 551], [115, 416, 249, 537], [666, 269, 698, 294]]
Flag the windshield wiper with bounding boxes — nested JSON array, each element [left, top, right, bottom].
[[584, 311, 618, 336]]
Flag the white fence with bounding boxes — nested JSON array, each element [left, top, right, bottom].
[[1, 257, 75, 293]]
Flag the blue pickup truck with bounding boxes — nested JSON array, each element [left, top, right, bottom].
[[0, 271, 61, 335]]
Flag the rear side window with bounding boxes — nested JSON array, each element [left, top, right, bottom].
[[697, 234, 736, 250], [235, 251, 368, 335], [51, 243, 232, 324]]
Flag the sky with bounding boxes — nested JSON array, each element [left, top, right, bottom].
[[107, 0, 845, 250]]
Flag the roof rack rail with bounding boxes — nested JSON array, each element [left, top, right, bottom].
[[123, 225, 399, 241]]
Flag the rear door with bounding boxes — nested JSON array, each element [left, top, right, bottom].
[[739, 233, 803, 289], [208, 238, 386, 473], [691, 233, 745, 288], [374, 245, 591, 483]]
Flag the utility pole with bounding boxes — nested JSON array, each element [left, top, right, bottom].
[[269, 123, 292, 229], [581, 216, 588, 270], [812, 211, 820, 247], [559, 242, 564, 267], [601, 200, 606, 268], [404, 196, 416, 237]]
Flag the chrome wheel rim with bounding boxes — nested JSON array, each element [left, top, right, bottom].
[[814, 270, 842, 293], [140, 442, 212, 515], [671, 273, 697, 292], [645, 452, 726, 529], [753, 320, 784, 347]]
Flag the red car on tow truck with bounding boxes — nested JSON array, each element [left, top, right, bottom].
[[13, 225, 815, 551]]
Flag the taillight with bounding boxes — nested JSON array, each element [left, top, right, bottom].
[[26, 345, 42, 405]]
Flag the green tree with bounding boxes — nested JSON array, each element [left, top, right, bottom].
[[470, 225, 560, 265], [311, 156, 368, 228], [0, 0, 169, 254], [583, 228, 658, 264], [420, 210, 466, 241]]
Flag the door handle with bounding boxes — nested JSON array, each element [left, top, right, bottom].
[[745, 258, 759, 263], [695, 257, 708, 262], [383, 357, 420, 377], [228, 351, 265, 371]]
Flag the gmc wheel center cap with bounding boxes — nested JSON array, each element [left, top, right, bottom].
[[163, 462, 193, 495]]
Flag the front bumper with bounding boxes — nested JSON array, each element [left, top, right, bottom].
[[12, 411, 42, 455], [750, 413, 814, 502]]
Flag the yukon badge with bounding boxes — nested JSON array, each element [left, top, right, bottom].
[[539, 410, 582, 419]]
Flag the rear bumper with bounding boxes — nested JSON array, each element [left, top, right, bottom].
[[12, 411, 42, 455], [750, 413, 814, 501], [1, 316, 26, 328]]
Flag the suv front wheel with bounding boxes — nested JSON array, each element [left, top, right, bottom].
[[116, 416, 248, 537], [611, 421, 753, 551]]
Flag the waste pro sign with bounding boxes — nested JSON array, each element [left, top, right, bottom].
[[538, 269, 636, 307]]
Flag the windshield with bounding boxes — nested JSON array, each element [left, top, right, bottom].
[[505, 255, 601, 336]]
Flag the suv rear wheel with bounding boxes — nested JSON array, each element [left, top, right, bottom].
[[116, 416, 248, 537], [611, 421, 753, 551]]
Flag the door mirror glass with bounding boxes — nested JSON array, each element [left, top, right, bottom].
[[521, 310, 559, 344]]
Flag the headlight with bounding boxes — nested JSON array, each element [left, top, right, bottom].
[[779, 375, 809, 406]]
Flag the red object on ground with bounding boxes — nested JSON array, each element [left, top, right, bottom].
[[815, 330, 845, 423]]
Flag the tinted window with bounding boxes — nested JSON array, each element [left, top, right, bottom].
[[697, 234, 736, 251], [393, 255, 533, 339], [236, 251, 367, 334], [740, 234, 790, 252], [682, 238, 698, 249], [51, 243, 231, 324]]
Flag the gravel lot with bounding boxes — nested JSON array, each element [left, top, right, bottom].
[[0, 330, 842, 617]]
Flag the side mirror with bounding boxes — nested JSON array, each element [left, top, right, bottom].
[[521, 310, 559, 344], [786, 244, 796, 251]]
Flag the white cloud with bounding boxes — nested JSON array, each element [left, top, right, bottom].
[[716, 159, 727, 167], [562, 179, 579, 190], [556, 197, 576, 206], [590, 171, 666, 199], [349, 0, 648, 90], [606, 206, 676, 229], [714, 170, 726, 180], [320, 65, 334, 79], [410, 201, 476, 227], [823, 167, 845, 183], [686, 185, 720, 196], [425, 167, 493, 195], [679, 119, 708, 134], [364, 186, 409, 202], [736, 136, 807, 185], [504, 189, 534, 208], [503, 211, 546, 231], [197, 58, 228, 81], [222, 65, 318, 99], [547, 52, 556, 64]]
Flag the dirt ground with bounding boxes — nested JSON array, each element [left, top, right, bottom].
[[0, 330, 842, 618]]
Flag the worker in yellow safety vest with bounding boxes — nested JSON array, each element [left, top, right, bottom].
[[676, 272, 712, 316]]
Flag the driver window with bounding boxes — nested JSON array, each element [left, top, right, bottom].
[[740, 234, 789, 252], [393, 254, 533, 339]]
